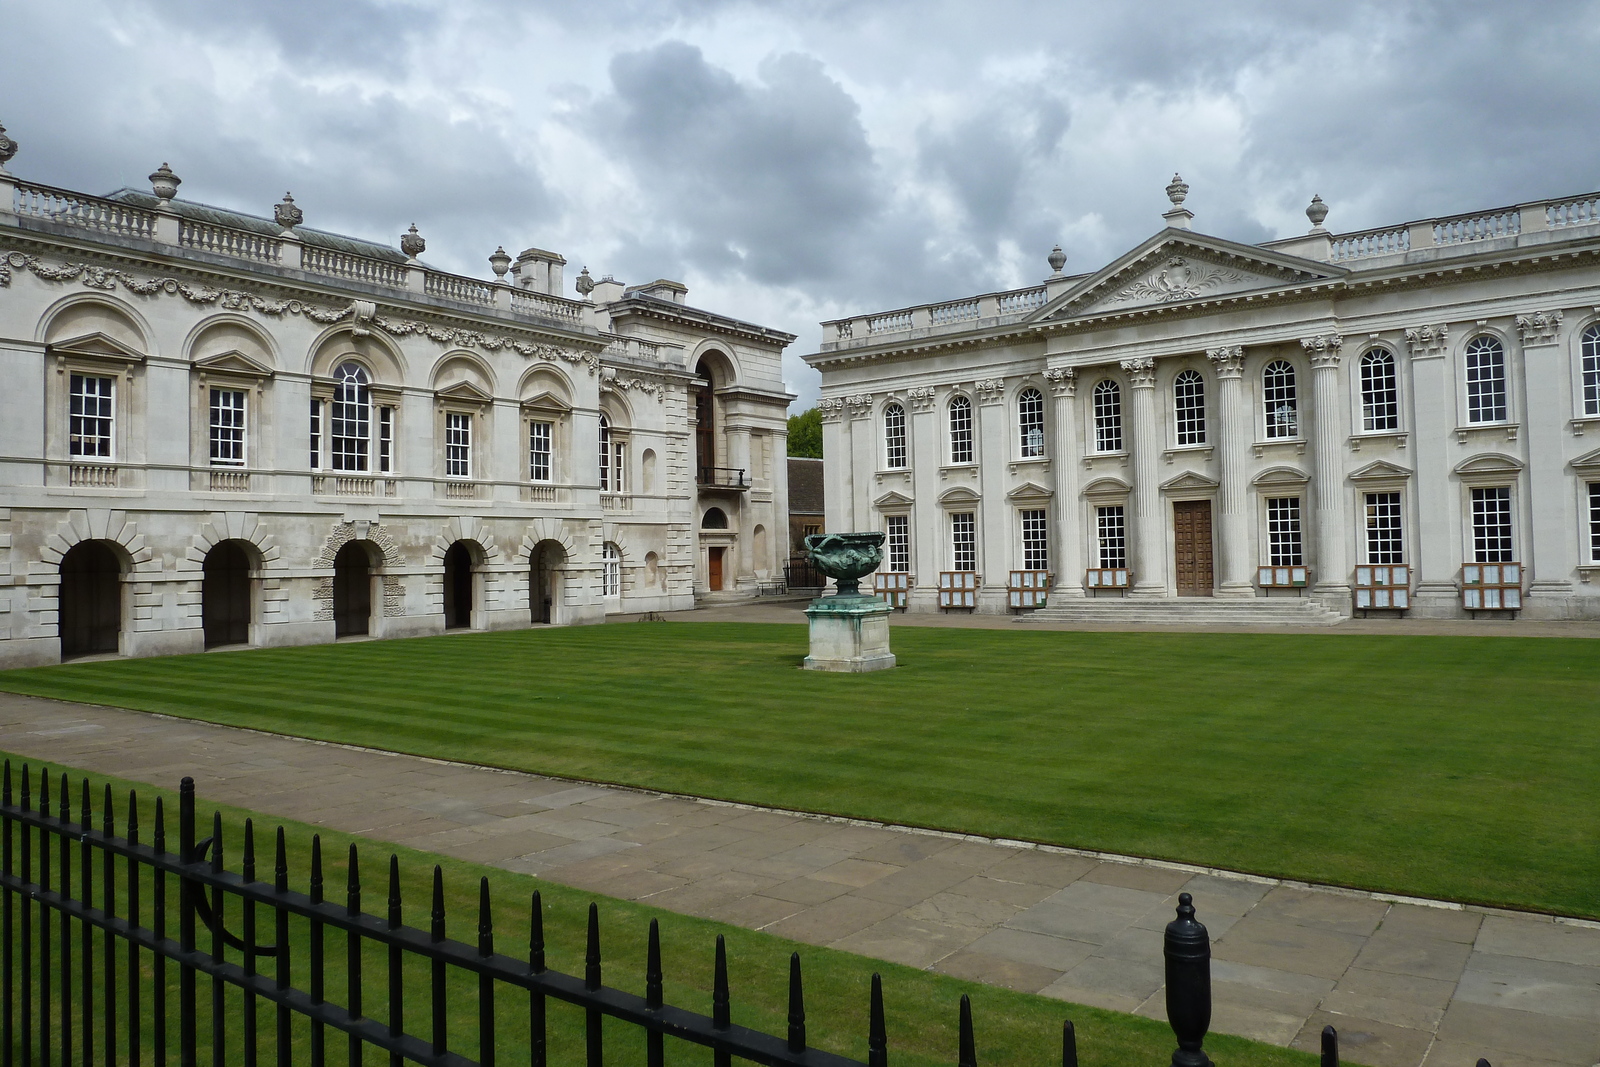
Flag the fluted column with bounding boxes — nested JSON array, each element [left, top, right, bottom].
[[1046, 368, 1083, 596], [1123, 358, 1166, 596], [1207, 346, 1252, 597], [1303, 334, 1350, 597]]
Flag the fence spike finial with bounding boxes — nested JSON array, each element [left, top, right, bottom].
[[713, 934, 730, 1031], [39, 763, 48, 817], [212, 810, 224, 871], [529, 890, 545, 972], [478, 877, 493, 957], [585, 902, 602, 991], [153, 795, 165, 852], [1475, 1060, 1492, 1067], [60, 771, 70, 823], [103, 783, 113, 836], [1164, 891, 1213, 1067], [347, 844, 362, 917], [787, 952, 807, 1053], [1321, 1024, 1338, 1067], [126, 789, 138, 841], [388, 855, 402, 929], [430, 866, 445, 942], [273, 826, 287, 892], [1, 759, 9, 806], [869, 972, 887, 1067], [242, 818, 256, 883], [959, 993, 977, 1067], [1062, 1020, 1077, 1067], [310, 834, 324, 905], [646, 918, 663, 1009], [82, 777, 92, 826]]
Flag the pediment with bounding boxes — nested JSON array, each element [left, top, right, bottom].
[[1253, 465, 1310, 488], [1348, 459, 1414, 483], [436, 380, 493, 405], [1160, 470, 1220, 493], [521, 389, 572, 413], [192, 350, 274, 378], [874, 490, 914, 509], [1006, 480, 1053, 502], [1453, 452, 1523, 476], [1571, 447, 1600, 474], [1033, 231, 1344, 322], [937, 486, 981, 506], [47, 331, 146, 364], [1082, 476, 1132, 496]]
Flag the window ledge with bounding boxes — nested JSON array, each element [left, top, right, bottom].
[[1008, 457, 1050, 475], [1455, 423, 1519, 444], [1082, 450, 1129, 467], [938, 463, 978, 481], [1570, 416, 1600, 437], [1163, 445, 1214, 464], [1579, 564, 1600, 584], [1252, 438, 1306, 458], [1348, 431, 1408, 452]]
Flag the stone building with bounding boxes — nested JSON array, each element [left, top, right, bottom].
[[0, 128, 794, 668], [803, 176, 1600, 620]]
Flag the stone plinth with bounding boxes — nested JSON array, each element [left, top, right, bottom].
[[803, 594, 896, 672]]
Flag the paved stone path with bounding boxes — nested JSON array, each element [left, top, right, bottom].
[[1, 693, 1596, 1067]]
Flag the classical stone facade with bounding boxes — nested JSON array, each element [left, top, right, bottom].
[[804, 176, 1600, 619], [0, 135, 793, 668]]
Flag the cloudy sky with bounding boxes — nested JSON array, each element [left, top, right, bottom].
[[8, 0, 1600, 408]]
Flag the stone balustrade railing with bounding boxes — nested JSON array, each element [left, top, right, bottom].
[[1328, 226, 1410, 262], [6, 177, 590, 327], [824, 283, 1056, 344]]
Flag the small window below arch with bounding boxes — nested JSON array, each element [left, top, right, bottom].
[[702, 507, 729, 529], [602, 542, 622, 598]]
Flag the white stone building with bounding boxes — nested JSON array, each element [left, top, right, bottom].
[[803, 176, 1600, 620], [0, 129, 794, 668]]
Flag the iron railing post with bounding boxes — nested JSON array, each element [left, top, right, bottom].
[[178, 776, 198, 1067], [1163, 892, 1212, 1067]]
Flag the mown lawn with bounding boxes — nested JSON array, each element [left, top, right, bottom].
[[1, 623, 1596, 917], [2, 752, 1313, 1067]]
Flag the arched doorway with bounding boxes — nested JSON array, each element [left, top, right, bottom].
[[202, 541, 253, 648], [529, 540, 565, 624], [333, 542, 374, 637], [59, 541, 123, 657], [443, 542, 474, 629], [693, 358, 718, 482]]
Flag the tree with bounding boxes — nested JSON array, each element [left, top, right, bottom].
[[787, 407, 822, 457]]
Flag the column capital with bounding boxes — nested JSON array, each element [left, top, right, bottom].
[[817, 397, 845, 423], [1205, 346, 1244, 378], [1119, 357, 1157, 388], [1044, 366, 1077, 398], [1516, 309, 1564, 347], [1299, 333, 1344, 368], [844, 393, 874, 419], [1404, 323, 1449, 359], [975, 377, 1006, 405], [906, 385, 937, 413]]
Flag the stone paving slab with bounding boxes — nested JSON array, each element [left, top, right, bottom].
[[0, 692, 1597, 1067]]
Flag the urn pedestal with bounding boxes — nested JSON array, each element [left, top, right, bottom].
[[803, 594, 896, 672], [801, 532, 896, 673]]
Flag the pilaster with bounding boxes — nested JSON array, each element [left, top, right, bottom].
[[1046, 368, 1083, 596], [975, 377, 1008, 603], [1123, 358, 1166, 596], [1303, 334, 1350, 596], [1207, 346, 1252, 597], [1405, 326, 1456, 606], [1519, 311, 1577, 603]]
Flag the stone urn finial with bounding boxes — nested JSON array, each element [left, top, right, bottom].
[[0, 123, 18, 173], [401, 223, 426, 259], [1047, 244, 1067, 275], [1306, 193, 1329, 231], [489, 246, 512, 279], [1166, 172, 1189, 206], [575, 266, 595, 297], [149, 162, 181, 202], [274, 192, 303, 231]]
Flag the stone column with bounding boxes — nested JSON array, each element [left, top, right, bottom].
[[1303, 334, 1350, 599], [1406, 325, 1456, 611], [818, 398, 850, 532], [975, 377, 1008, 608], [908, 387, 939, 607], [1046, 368, 1084, 596], [1207, 346, 1253, 597], [1518, 311, 1575, 608], [1123, 358, 1166, 597], [846, 393, 874, 529]]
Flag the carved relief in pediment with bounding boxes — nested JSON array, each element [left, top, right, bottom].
[[1102, 257, 1258, 308]]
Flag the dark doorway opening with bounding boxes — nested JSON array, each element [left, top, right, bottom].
[[443, 543, 473, 629], [333, 542, 372, 637], [708, 547, 725, 592], [202, 541, 252, 648], [59, 541, 122, 657], [530, 543, 561, 624]]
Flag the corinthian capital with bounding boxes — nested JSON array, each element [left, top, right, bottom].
[[1044, 366, 1077, 397], [1119, 357, 1157, 388], [1205, 345, 1244, 378], [1299, 333, 1344, 368]]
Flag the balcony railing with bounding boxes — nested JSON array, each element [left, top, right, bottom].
[[697, 466, 749, 490], [13, 180, 157, 240]]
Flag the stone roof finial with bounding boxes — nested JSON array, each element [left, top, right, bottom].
[[1162, 172, 1194, 230], [149, 162, 181, 203], [489, 246, 512, 280], [1166, 173, 1189, 205], [575, 266, 595, 298], [0, 123, 18, 174], [1047, 244, 1067, 276], [274, 192, 303, 232], [401, 223, 425, 260], [1306, 193, 1329, 232]]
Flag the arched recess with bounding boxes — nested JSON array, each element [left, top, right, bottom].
[[39, 293, 153, 352], [442, 542, 477, 629], [430, 350, 498, 396], [306, 324, 406, 382], [702, 507, 729, 529], [58, 540, 128, 657], [184, 314, 279, 369], [333, 541, 381, 637], [431, 517, 501, 629], [519, 519, 579, 625], [691, 348, 738, 479], [202, 540, 257, 648], [315, 522, 403, 630]]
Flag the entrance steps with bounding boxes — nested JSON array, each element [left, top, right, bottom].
[[1021, 595, 1346, 627]]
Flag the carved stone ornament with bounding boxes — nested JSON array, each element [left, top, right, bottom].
[[817, 397, 845, 422], [1206, 345, 1245, 377], [274, 192, 303, 231], [975, 378, 1006, 404], [907, 386, 937, 412], [1047, 245, 1067, 275], [1404, 323, 1449, 359], [1300, 333, 1345, 367], [1043, 367, 1077, 396], [401, 224, 426, 259], [1105, 256, 1251, 307], [1, 248, 595, 372], [600, 366, 664, 399], [149, 163, 181, 201], [1306, 194, 1329, 230], [845, 393, 874, 419], [488, 247, 512, 280], [1166, 173, 1189, 205], [1515, 309, 1563, 346], [1119, 357, 1157, 387], [0, 123, 17, 171], [575, 267, 595, 297]]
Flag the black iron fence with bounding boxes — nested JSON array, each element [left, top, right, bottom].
[[783, 557, 826, 591], [0, 763, 1495, 1067]]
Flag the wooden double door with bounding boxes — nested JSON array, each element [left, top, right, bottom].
[[1173, 500, 1214, 597]]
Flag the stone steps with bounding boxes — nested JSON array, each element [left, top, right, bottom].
[[1021, 596, 1346, 627]]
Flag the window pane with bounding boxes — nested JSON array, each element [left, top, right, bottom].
[[208, 388, 246, 466], [886, 514, 910, 572], [378, 406, 393, 474], [529, 420, 552, 481], [1584, 326, 1600, 417], [1465, 336, 1507, 423], [1361, 349, 1399, 432], [1266, 497, 1303, 567], [884, 403, 907, 469], [1018, 388, 1045, 458], [951, 512, 976, 571], [1174, 370, 1205, 446], [1021, 508, 1048, 569], [1471, 485, 1514, 563], [1264, 360, 1297, 438], [1365, 491, 1404, 564], [949, 397, 973, 464], [1096, 505, 1127, 568], [330, 362, 370, 472], [445, 412, 472, 478], [1093, 380, 1122, 452], [310, 398, 321, 470], [69, 374, 115, 459], [599, 415, 612, 490], [603, 542, 621, 597], [1590, 482, 1600, 563]]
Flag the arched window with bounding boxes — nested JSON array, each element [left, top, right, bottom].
[[1465, 336, 1507, 423], [1361, 349, 1399, 432], [1263, 360, 1298, 439], [1173, 370, 1205, 446], [1017, 388, 1045, 457], [948, 396, 974, 464], [1092, 379, 1122, 452], [1584, 325, 1600, 417], [331, 362, 371, 471], [598, 414, 626, 491], [602, 542, 622, 598], [883, 402, 907, 469], [701, 507, 729, 529]]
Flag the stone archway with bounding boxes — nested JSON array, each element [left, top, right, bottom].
[[201, 540, 254, 648], [59, 540, 124, 657], [529, 539, 566, 624], [333, 542, 377, 637], [443, 542, 475, 629]]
